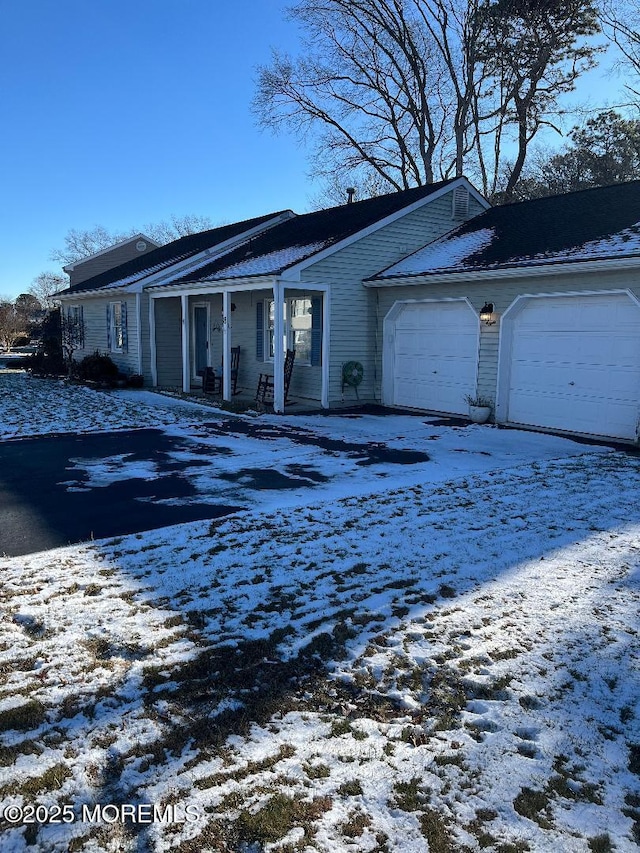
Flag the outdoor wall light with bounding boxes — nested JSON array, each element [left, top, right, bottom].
[[480, 302, 496, 325]]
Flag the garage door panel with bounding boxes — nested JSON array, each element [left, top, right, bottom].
[[507, 293, 640, 440], [390, 302, 479, 415], [509, 391, 637, 438]]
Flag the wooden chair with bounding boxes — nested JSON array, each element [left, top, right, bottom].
[[203, 346, 240, 396], [256, 349, 296, 406]]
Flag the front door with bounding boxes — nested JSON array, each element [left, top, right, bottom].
[[193, 305, 209, 378]]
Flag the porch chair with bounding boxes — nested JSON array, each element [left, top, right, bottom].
[[203, 346, 241, 396], [256, 348, 296, 406]]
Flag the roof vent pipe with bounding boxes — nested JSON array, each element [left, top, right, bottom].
[[346, 187, 356, 204]]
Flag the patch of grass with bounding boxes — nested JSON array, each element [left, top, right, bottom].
[[83, 583, 102, 596], [0, 739, 40, 766], [434, 753, 465, 768], [337, 779, 363, 797], [195, 744, 296, 789], [419, 808, 454, 852], [391, 777, 427, 812], [0, 699, 46, 732], [588, 834, 613, 852], [235, 793, 332, 846], [11, 763, 71, 798], [513, 787, 552, 829], [341, 809, 372, 838], [330, 719, 353, 738], [438, 584, 457, 599], [304, 762, 331, 780]]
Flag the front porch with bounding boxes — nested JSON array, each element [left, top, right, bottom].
[[148, 279, 330, 413]]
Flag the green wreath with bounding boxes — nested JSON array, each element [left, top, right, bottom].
[[342, 361, 364, 387]]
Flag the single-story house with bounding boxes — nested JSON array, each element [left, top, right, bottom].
[[56, 178, 640, 442], [56, 177, 487, 411], [367, 180, 640, 442]]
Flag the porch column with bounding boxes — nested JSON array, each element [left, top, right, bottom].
[[222, 290, 232, 401], [181, 294, 190, 393], [321, 287, 330, 409], [273, 280, 285, 413], [149, 295, 157, 387]]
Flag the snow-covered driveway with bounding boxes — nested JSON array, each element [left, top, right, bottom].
[[0, 371, 613, 554]]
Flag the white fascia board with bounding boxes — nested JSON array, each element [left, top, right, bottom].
[[279, 178, 488, 282], [132, 211, 296, 294], [62, 233, 158, 272], [148, 276, 279, 298], [364, 255, 640, 287], [148, 274, 330, 300], [56, 288, 127, 301]]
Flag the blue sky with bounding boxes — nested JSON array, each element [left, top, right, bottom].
[[0, 0, 311, 298], [0, 1, 622, 300]]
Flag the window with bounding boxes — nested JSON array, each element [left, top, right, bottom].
[[264, 298, 313, 365], [107, 301, 127, 353]]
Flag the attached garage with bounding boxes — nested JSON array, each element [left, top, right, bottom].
[[383, 299, 479, 415], [498, 291, 640, 441]]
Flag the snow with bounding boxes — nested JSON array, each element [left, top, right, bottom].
[[383, 228, 496, 276], [196, 241, 329, 280], [0, 370, 639, 852], [524, 222, 640, 264], [378, 222, 640, 278]]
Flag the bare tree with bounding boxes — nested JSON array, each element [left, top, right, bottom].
[[50, 226, 133, 267], [0, 300, 21, 350], [60, 308, 85, 376], [599, 0, 640, 103], [29, 272, 69, 311], [144, 214, 214, 244], [254, 0, 601, 199], [50, 215, 214, 266]]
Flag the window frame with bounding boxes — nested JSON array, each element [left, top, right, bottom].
[[108, 301, 124, 353], [264, 297, 313, 366]]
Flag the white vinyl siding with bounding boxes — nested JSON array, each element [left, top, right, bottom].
[[59, 294, 139, 375]]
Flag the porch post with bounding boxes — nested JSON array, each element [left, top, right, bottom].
[[149, 295, 157, 387], [181, 294, 190, 393], [135, 293, 143, 375], [321, 287, 330, 409], [273, 280, 285, 413], [222, 290, 231, 401]]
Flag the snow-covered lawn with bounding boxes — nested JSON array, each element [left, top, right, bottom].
[[0, 372, 639, 852]]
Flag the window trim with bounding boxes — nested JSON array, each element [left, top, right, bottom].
[[264, 297, 313, 366], [108, 301, 124, 353]]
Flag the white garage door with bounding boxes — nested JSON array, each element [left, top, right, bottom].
[[507, 293, 640, 440], [390, 301, 479, 415]]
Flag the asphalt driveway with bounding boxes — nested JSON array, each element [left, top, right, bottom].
[[0, 400, 607, 557]]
